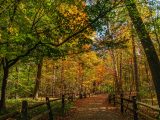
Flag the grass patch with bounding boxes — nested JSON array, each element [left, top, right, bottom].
[[52, 101, 74, 117]]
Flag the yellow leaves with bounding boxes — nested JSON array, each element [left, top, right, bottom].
[[19, 2, 26, 13], [115, 23, 130, 40], [59, 3, 77, 16], [58, 3, 88, 30], [59, 3, 86, 17], [7, 25, 19, 35], [8, 26, 14, 33], [24, 16, 32, 24], [80, 51, 99, 66], [83, 81, 92, 87], [19, 2, 25, 9], [136, 1, 151, 23], [105, 80, 113, 86]]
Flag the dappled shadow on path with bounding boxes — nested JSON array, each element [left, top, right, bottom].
[[58, 94, 130, 120]]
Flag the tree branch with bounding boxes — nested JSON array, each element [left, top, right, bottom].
[[9, 0, 20, 23], [8, 41, 41, 68], [2, 1, 122, 68], [42, 0, 122, 47]]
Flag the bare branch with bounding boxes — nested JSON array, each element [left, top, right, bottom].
[[31, 4, 44, 30]]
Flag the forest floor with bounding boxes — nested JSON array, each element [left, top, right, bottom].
[[57, 94, 131, 120]]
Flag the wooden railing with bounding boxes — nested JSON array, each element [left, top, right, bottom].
[[0, 92, 91, 120], [0, 97, 61, 120], [109, 94, 160, 120]]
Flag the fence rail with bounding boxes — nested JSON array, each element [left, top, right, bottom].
[[0, 92, 91, 120], [0, 97, 63, 120], [109, 94, 160, 120]]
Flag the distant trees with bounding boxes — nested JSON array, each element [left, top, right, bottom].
[[86, 0, 160, 106]]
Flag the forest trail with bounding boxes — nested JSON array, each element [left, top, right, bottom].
[[60, 94, 130, 120]]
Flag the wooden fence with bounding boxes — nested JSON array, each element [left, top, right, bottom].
[[0, 97, 61, 120], [0, 92, 90, 120], [109, 94, 160, 120]]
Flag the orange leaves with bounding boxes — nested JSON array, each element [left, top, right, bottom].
[[82, 44, 91, 50]]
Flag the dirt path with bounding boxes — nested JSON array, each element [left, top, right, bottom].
[[61, 94, 130, 120]]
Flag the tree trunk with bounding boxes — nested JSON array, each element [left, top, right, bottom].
[[52, 64, 56, 97], [118, 52, 123, 94], [107, 21, 119, 94], [125, 0, 160, 107], [110, 50, 119, 94], [145, 62, 154, 105], [33, 58, 43, 99], [61, 60, 65, 96], [92, 81, 96, 93], [0, 58, 9, 111], [15, 67, 19, 99], [131, 33, 140, 99]]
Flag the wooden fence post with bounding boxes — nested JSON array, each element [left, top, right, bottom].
[[62, 94, 65, 116], [21, 100, 28, 120], [83, 92, 86, 98], [71, 93, 73, 102], [46, 97, 53, 120], [132, 96, 138, 120], [79, 93, 83, 99], [120, 94, 124, 113]]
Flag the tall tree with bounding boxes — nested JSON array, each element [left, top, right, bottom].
[[33, 58, 43, 99], [131, 30, 139, 99], [125, 0, 160, 107]]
